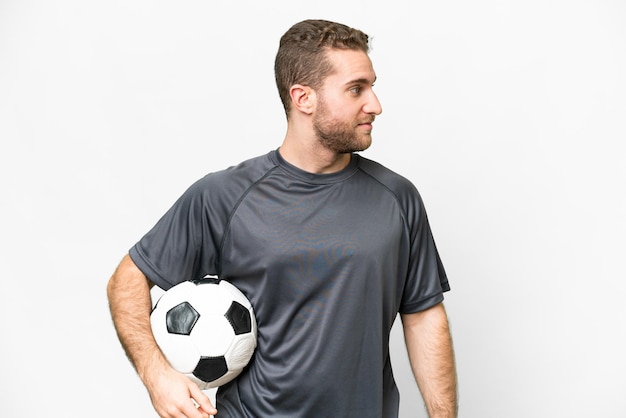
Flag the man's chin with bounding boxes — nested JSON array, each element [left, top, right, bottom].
[[317, 132, 373, 154], [356, 137, 373, 152]]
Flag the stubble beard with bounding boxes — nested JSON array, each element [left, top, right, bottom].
[[313, 102, 373, 154]]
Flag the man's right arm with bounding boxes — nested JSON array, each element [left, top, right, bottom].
[[107, 254, 217, 418]]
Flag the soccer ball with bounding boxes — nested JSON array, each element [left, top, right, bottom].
[[150, 276, 257, 389]]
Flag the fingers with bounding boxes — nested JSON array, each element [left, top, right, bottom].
[[189, 384, 218, 417], [145, 365, 217, 418], [159, 397, 213, 418]]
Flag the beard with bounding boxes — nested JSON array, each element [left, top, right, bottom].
[[313, 99, 373, 154]]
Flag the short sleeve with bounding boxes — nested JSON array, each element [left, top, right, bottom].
[[129, 179, 219, 290], [398, 187, 450, 313]]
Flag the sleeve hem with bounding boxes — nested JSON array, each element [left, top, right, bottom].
[[128, 245, 175, 291], [399, 291, 447, 314]]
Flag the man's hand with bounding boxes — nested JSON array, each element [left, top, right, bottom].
[[144, 365, 217, 418]]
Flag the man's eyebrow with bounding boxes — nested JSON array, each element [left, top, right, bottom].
[[346, 76, 377, 85]]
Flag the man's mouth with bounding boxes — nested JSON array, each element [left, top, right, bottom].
[[358, 117, 375, 128]]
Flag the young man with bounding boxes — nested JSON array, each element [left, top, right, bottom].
[[108, 19, 457, 417]]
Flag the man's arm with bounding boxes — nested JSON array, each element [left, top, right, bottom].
[[401, 302, 458, 418], [107, 254, 217, 418]]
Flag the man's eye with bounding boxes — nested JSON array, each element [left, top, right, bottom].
[[350, 86, 361, 94]]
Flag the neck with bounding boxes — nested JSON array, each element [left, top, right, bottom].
[[279, 127, 351, 174]]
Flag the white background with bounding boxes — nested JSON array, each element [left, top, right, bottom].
[[1, 1, 625, 417]]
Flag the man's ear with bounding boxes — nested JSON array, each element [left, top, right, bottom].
[[289, 84, 316, 115]]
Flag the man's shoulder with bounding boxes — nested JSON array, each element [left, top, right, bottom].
[[211, 151, 278, 180], [194, 151, 278, 188], [179, 151, 278, 208], [356, 155, 429, 225], [356, 155, 418, 196]]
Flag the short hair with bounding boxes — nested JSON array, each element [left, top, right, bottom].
[[274, 19, 370, 118]]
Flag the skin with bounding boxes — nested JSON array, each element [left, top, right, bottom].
[[402, 304, 458, 418], [107, 47, 457, 417]]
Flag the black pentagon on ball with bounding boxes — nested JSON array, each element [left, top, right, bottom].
[[193, 356, 229, 382], [225, 301, 252, 335], [166, 302, 200, 335]]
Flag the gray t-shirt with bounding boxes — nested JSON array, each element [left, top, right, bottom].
[[130, 150, 450, 417]]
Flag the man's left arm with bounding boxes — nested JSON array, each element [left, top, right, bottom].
[[401, 302, 458, 418]]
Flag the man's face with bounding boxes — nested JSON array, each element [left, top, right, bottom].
[[313, 49, 383, 154]]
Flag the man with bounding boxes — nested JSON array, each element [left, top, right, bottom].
[[108, 19, 457, 417]]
